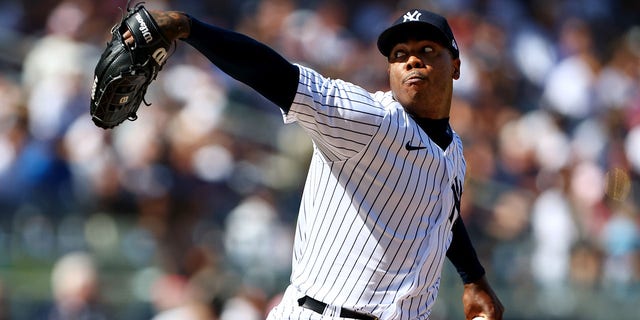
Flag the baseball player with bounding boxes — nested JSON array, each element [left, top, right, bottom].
[[125, 7, 504, 320]]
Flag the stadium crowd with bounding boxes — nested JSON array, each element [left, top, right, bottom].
[[0, 0, 638, 319]]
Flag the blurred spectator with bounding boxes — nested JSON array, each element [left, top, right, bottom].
[[530, 184, 578, 289], [21, 0, 97, 140], [541, 17, 600, 123], [601, 203, 640, 295], [151, 274, 217, 320], [569, 240, 604, 289], [223, 192, 293, 293], [41, 251, 109, 320], [219, 288, 266, 320]]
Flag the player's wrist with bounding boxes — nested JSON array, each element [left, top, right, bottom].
[[463, 275, 489, 289], [150, 10, 192, 41], [175, 12, 192, 40], [459, 262, 486, 284]]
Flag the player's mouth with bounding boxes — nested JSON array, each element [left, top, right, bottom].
[[403, 71, 426, 85]]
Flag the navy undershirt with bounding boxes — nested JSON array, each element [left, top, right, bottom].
[[184, 17, 299, 111], [184, 16, 485, 284], [413, 116, 452, 150]]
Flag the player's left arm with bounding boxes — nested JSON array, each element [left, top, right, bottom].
[[447, 218, 504, 320]]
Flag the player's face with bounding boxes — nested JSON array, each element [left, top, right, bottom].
[[387, 39, 460, 119]]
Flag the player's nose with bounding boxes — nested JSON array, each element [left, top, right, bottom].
[[405, 54, 424, 69]]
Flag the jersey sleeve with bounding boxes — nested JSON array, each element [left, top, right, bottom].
[[283, 65, 388, 161]]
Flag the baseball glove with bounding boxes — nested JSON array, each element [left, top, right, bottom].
[[90, 2, 173, 129]]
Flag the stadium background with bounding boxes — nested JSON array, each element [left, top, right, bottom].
[[0, 0, 638, 319]]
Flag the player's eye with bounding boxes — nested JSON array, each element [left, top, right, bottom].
[[393, 50, 406, 59], [423, 46, 434, 54]]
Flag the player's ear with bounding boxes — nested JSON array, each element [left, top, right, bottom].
[[452, 59, 461, 80]]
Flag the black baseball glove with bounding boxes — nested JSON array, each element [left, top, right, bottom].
[[90, 2, 173, 129]]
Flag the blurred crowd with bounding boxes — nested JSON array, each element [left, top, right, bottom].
[[0, 0, 639, 319]]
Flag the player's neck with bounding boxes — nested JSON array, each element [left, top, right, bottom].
[[412, 116, 453, 150]]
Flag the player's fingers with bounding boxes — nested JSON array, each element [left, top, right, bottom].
[[123, 29, 134, 46]]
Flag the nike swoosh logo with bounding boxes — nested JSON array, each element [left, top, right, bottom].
[[405, 141, 427, 151]]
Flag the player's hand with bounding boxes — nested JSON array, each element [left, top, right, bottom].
[[123, 10, 191, 47], [462, 276, 504, 320]]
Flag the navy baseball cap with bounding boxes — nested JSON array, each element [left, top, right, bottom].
[[377, 9, 459, 58]]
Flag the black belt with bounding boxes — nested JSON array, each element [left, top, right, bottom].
[[297, 295, 379, 320]]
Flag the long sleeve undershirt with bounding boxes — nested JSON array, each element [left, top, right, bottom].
[[184, 17, 299, 111], [183, 16, 485, 284]]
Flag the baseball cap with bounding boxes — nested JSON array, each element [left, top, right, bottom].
[[377, 9, 459, 58]]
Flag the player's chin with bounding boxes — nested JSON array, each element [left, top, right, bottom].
[[403, 88, 428, 103]]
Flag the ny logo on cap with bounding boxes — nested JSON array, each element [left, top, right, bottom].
[[403, 10, 422, 22]]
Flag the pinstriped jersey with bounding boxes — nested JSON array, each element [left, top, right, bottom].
[[280, 65, 466, 320]]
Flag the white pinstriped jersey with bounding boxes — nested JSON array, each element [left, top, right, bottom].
[[270, 65, 466, 320]]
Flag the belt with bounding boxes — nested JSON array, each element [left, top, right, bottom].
[[297, 295, 379, 320]]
